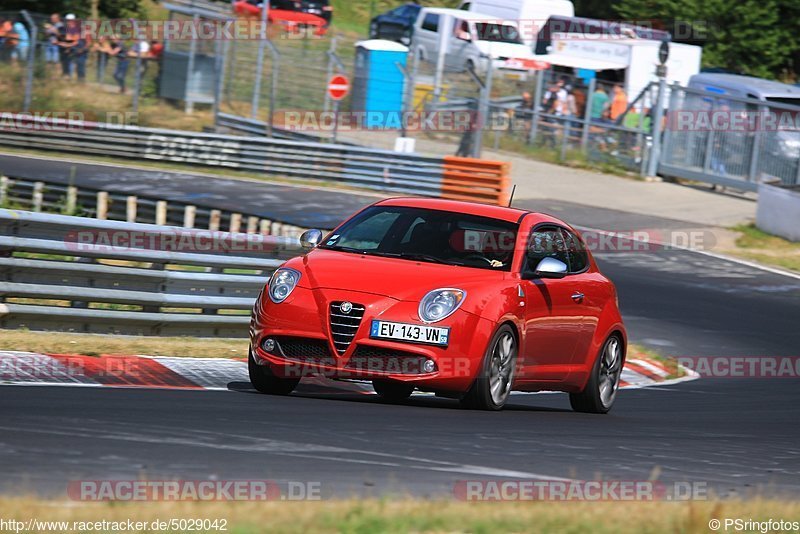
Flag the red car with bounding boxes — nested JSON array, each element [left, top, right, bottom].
[[233, 2, 328, 37], [249, 198, 627, 412]]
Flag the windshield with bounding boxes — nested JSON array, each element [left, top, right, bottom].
[[475, 23, 522, 44], [319, 206, 519, 271]]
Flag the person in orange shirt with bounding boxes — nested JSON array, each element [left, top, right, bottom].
[[609, 84, 628, 121]]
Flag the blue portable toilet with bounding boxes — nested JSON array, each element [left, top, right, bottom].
[[351, 40, 408, 129]]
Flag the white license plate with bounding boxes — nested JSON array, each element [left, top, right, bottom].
[[370, 320, 449, 346]]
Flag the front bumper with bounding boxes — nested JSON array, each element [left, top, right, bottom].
[[250, 286, 493, 392]]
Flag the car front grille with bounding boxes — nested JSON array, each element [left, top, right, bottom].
[[345, 345, 433, 375], [271, 336, 336, 366], [329, 301, 365, 355]]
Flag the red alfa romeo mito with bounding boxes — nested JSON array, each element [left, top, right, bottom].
[[249, 198, 626, 412]]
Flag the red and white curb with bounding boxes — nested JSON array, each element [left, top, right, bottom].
[[0, 351, 696, 393]]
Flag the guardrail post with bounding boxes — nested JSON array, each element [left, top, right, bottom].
[[229, 213, 242, 233], [32, 182, 44, 212], [183, 205, 196, 228], [247, 216, 259, 234], [65, 186, 78, 215], [96, 192, 109, 220], [155, 200, 168, 226], [0, 176, 8, 207], [209, 210, 221, 231], [581, 77, 596, 152], [126, 196, 138, 223]]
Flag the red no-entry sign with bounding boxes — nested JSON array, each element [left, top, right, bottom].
[[327, 74, 350, 101]]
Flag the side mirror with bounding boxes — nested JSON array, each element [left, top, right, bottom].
[[532, 257, 568, 279], [300, 229, 323, 250]]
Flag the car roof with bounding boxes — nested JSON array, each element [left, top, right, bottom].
[[689, 73, 800, 99], [420, 7, 513, 22], [374, 197, 562, 225]]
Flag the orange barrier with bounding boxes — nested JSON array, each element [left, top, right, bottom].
[[440, 156, 512, 206]]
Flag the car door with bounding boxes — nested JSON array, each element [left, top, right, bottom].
[[518, 226, 584, 380], [561, 227, 604, 363], [415, 12, 439, 59]]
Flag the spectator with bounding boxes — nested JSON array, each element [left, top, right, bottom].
[[609, 84, 628, 121], [44, 13, 63, 65], [571, 81, 587, 118], [72, 28, 91, 82], [57, 14, 79, 78], [108, 36, 130, 94], [9, 16, 30, 65], [0, 19, 11, 61], [149, 40, 165, 93], [590, 85, 609, 122]]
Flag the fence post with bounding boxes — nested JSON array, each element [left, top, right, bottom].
[[646, 76, 667, 177], [267, 42, 280, 137], [96, 192, 109, 220], [209, 209, 221, 231], [528, 69, 545, 145], [183, 205, 196, 228], [323, 36, 338, 114], [32, 182, 44, 212], [155, 200, 168, 225], [126, 196, 137, 222], [747, 105, 764, 184], [213, 38, 230, 123], [132, 21, 143, 115], [0, 176, 8, 206], [21, 11, 37, 113], [581, 77, 596, 152], [251, 0, 270, 119], [473, 56, 494, 158]]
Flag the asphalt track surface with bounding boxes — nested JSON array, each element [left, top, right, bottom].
[[1, 159, 799, 498]]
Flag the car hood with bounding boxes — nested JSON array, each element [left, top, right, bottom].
[[286, 248, 508, 302]]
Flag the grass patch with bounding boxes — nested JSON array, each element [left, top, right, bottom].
[[726, 223, 800, 273], [0, 329, 248, 358], [0, 497, 798, 533]]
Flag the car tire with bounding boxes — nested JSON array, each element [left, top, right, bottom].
[[248, 347, 300, 395], [372, 380, 414, 402], [460, 324, 517, 411], [569, 335, 623, 414]]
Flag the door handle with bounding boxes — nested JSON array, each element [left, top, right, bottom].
[[571, 292, 585, 302]]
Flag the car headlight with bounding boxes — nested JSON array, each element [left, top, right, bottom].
[[419, 288, 466, 323], [268, 268, 301, 303]]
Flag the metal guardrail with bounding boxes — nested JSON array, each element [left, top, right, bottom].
[[216, 112, 351, 144], [0, 209, 302, 337], [0, 114, 447, 197]]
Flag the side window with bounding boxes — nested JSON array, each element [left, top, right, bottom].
[[526, 227, 569, 271], [421, 13, 440, 32], [561, 229, 589, 273]]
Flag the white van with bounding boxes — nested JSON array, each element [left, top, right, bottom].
[[413, 7, 537, 73], [457, 0, 575, 47]]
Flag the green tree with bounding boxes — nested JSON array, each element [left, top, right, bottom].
[[614, 0, 798, 80]]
